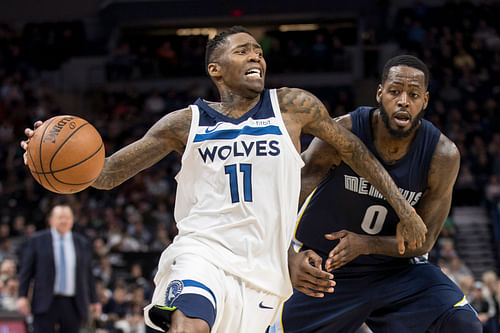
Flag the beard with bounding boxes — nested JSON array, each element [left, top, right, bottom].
[[379, 100, 425, 139]]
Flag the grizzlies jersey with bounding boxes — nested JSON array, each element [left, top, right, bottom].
[[294, 107, 441, 271], [163, 89, 304, 298]]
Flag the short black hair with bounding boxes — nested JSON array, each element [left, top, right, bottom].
[[381, 55, 429, 88], [205, 26, 252, 69]]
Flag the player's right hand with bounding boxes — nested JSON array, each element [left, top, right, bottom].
[[288, 249, 335, 298], [20, 120, 43, 165]]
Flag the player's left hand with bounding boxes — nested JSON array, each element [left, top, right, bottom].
[[20, 120, 43, 165], [324, 230, 368, 271], [396, 209, 427, 255]]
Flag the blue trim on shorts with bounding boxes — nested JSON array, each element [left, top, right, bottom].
[[172, 293, 216, 329], [183, 279, 217, 305]]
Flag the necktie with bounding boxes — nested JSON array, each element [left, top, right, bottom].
[[57, 235, 66, 294]]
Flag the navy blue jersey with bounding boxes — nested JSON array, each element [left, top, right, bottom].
[[294, 106, 441, 271]]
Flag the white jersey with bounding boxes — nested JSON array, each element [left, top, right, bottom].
[[157, 89, 303, 299]]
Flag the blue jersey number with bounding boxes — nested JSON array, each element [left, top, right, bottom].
[[225, 163, 253, 203]]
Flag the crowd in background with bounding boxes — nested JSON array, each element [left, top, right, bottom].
[[0, 0, 499, 332]]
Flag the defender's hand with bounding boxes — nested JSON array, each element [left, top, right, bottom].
[[396, 210, 427, 254], [324, 230, 368, 271], [289, 249, 335, 298], [20, 120, 44, 165]]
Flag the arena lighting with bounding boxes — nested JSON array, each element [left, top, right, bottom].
[[176, 28, 218, 38], [279, 24, 319, 32]]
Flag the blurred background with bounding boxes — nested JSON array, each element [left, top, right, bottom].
[[0, 0, 500, 332]]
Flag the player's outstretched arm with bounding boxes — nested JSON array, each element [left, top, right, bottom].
[[277, 87, 426, 254], [92, 108, 191, 190]]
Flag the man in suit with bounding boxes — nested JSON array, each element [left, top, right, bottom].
[[17, 204, 101, 333]]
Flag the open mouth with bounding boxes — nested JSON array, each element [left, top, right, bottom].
[[245, 68, 261, 78], [394, 112, 410, 127]]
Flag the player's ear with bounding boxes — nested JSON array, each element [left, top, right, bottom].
[[207, 63, 222, 78], [423, 91, 429, 109], [376, 84, 383, 103]]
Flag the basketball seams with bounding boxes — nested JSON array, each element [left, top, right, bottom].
[[48, 122, 89, 175], [38, 117, 59, 192], [27, 148, 43, 186], [50, 144, 104, 185], [31, 142, 104, 175]]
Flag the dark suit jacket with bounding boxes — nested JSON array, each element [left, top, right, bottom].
[[18, 229, 98, 319]]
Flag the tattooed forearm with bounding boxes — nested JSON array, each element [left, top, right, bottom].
[[339, 127, 414, 218], [92, 108, 190, 190], [92, 137, 166, 190]]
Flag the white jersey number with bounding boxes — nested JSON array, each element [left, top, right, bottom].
[[360, 205, 388, 234]]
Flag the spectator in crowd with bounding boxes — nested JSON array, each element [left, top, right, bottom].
[[446, 255, 474, 284], [482, 270, 500, 328], [102, 285, 130, 332], [470, 281, 497, 333], [156, 41, 178, 76], [1, 276, 19, 311], [0, 258, 17, 283]]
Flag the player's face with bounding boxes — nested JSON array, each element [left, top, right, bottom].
[[215, 33, 266, 95], [376, 65, 429, 138], [49, 206, 74, 235]]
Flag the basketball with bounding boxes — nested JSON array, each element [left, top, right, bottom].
[[26, 115, 105, 194]]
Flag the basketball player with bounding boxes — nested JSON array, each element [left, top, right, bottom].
[[22, 28, 427, 332], [272, 55, 482, 332]]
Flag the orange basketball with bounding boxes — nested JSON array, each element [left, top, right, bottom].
[[26, 115, 105, 194]]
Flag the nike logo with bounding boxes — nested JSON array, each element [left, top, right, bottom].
[[259, 301, 273, 309], [205, 123, 223, 133]]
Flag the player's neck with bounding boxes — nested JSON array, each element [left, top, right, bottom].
[[212, 89, 261, 118], [372, 113, 418, 164]]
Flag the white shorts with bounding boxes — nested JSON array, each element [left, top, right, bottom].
[[144, 253, 283, 332]]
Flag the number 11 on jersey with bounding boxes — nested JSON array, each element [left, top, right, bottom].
[[225, 163, 253, 203]]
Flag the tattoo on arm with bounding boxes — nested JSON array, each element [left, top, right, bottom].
[[92, 108, 190, 190], [339, 128, 414, 218], [92, 138, 164, 189], [278, 87, 323, 120], [281, 88, 415, 219]]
